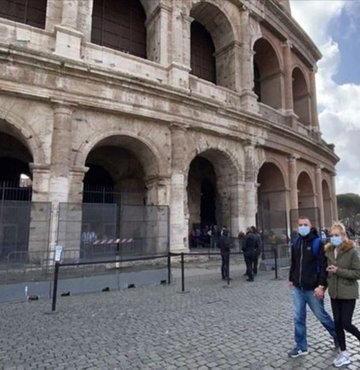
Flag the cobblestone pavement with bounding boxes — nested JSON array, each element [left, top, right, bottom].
[[1, 261, 360, 370]]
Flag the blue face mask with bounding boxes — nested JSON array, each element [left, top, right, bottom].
[[298, 225, 310, 237], [330, 236, 342, 247]]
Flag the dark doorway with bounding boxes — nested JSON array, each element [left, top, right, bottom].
[[200, 178, 216, 226], [83, 164, 114, 203]]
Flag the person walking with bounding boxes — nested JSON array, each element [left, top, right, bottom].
[[288, 216, 337, 357], [325, 222, 360, 367], [250, 226, 262, 275], [218, 227, 231, 280], [242, 227, 261, 281]]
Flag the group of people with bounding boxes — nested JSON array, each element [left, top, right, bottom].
[[217, 226, 262, 281], [288, 216, 360, 367], [218, 216, 360, 367]]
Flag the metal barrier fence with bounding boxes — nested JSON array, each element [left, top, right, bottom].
[[57, 203, 170, 260], [50, 250, 283, 311], [0, 201, 51, 265], [0, 201, 169, 283]]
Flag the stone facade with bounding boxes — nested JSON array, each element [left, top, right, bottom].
[[0, 0, 339, 256]]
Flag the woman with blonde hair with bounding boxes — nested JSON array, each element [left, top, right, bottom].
[[325, 221, 360, 367]]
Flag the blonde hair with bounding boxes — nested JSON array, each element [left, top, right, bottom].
[[330, 221, 347, 238]]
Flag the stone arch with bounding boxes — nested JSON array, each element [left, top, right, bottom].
[[292, 66, 311, 125], [257, 161, 287, 240], [189, 1, 236, 88], [75, 130, 166, 178], [297, 170, 315, 209], [186, 146, 241, 242], [0, 108, 45, 165], [322, 179, 332, 229], [253, 37, 283, 109]]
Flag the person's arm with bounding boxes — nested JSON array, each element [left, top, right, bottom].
[[288, 241, 295, 286], [317, 243, 328, 288], [328, 249, 360, 280], [314, 242, 327, 299]]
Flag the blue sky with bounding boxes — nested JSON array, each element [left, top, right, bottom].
[[290, 0, 360, 195]]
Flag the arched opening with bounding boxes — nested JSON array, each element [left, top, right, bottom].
[[0, 131, 33, 261], [91, 0, 147, 58], [292, 67, 311, 125], [188, 157, 218, 231], [253, 38, 282, 109], [187, 149, 237, 248], [297, 171, 315, 209], [84, 145, 146, 206], [0, 132, 33, 199], [77, 135, 165, 258], [190, 20, 216, 83], [322, 180, 332, 229], [190, 2, 234, 88], [0, 0, 47, 29], [257, 162, 287, 246]]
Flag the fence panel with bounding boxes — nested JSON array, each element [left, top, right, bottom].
[[119, 205, 169, 258], [0, 200, 31, 262], [258, 209, 289, 269]]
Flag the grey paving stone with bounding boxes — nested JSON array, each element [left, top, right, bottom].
[[0, 262, 359, 369]]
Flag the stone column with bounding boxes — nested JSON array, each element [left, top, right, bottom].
[[28, 164, 52, 261], [288, 155, 298, 211], [167, 7, 191, 89], [61, 0, 78, 29], [169, 124, 188, 251], [315, 165, 324, 228], [309, 68, 320, 128], [239, 7, 259, 113], [331, 174, 338, 221], [282, 40, 293, 112], [145, 176, 170, 206], [54, 0, 83, 59], [145, 4, 171, 65], [244, 142, 257, 228], [48, 102, 76, 258]]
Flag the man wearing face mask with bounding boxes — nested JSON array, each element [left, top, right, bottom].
[[288, 216, 337, 358]]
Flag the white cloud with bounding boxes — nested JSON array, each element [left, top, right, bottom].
[[290, 0, 360, 195]]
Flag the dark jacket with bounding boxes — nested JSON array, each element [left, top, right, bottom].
[[325, 240, 360, 299], [289, 229, 327, 290], [218, 235, 231, 254], [242, 232, 260, 257]]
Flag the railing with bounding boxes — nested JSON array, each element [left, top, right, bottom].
[[50, 249, 283, 311]]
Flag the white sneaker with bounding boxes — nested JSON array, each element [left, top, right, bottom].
[[333, 351, 351, 367]]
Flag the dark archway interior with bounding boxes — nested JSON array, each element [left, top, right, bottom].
[[188, 156, 217, 228], [0, 158, 30, 182], [200, 178, 216, 226], [0, 131, 33, 201], [83, 164, 114, 203]]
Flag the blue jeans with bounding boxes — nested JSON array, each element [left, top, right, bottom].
[[292, 287, 337, 350]]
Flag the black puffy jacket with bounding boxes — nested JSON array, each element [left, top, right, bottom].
[[289, 229, 327, 290]]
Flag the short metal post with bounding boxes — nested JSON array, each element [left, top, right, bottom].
[[52, 261, 60, 312], [181, 252, 185, 292], [167, 252, 171, 284], [227, 251, 231, 285], [274, 247, 278, 279]]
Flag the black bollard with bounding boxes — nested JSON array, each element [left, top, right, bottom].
[[52, 261, 60, 312]]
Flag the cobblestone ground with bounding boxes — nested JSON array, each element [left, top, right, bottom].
[[1, 262, 360, 370]]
